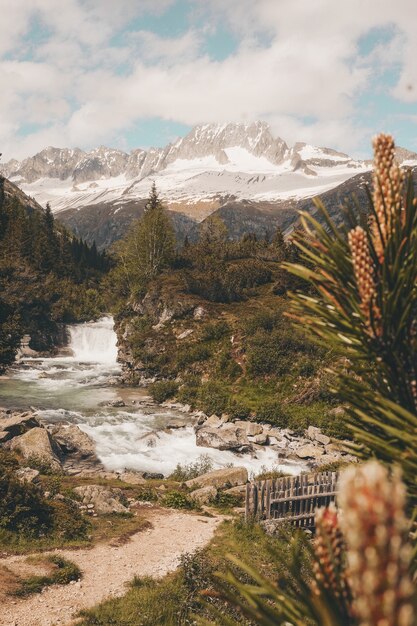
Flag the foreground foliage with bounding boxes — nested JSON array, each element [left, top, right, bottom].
[[199, 135, 417, 624]]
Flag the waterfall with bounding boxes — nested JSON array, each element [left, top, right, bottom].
[[68, 316, 118, 364]]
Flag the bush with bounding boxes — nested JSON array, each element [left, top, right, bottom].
[[0, 460, 52, 537], [226, 399, 251, 420], [177, 344, 211, 368], [169, 454, 214, 482], [201, 320, 230, 342], [217, 351, 242, 380], [149, 380, 179, 403], [161, 491, 196, 510], [197, 382, 229, 416], [49, 499, 90, 541], [255, 400, 289, 427]]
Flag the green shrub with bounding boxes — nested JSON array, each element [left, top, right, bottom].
[[217, 351, 242, 380], [177, 343, 211, 368], [177, 383, 200, 406], [226, 399, 251, 420], [256, 400, 289, 427], [49, 499, 90, 541], [214, 491, 242, 509], [201, 320, 230, 341], [148, 380, 179, 403], [161, 491, 196, 510], [197, 382, 229, 416], [169, 454, 214, 482], [136, 486, 158, 502]]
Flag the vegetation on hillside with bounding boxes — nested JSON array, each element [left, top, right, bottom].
[[109, 185, 340, 433], [0, 176, 110, 371]]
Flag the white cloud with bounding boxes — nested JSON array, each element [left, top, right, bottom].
[[1, 0, 417, 160]]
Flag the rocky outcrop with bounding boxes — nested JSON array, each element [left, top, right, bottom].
[[189, 485, 217, 505], [186, 466, 248, 490], [73, 485, 129, 514], [0, 408, 103, 475], [9, 427, 62, 472]]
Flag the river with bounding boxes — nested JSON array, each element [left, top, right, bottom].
[[0, 317, 299, 477]]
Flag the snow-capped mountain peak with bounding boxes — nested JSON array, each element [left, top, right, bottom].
[[2, 121, 415, 219]]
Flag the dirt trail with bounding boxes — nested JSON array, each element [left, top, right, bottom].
[[0, 510, 221, 626]]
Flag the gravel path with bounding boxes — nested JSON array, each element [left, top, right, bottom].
[[1, 510, 220, 626]]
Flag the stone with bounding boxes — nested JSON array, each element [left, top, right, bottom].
[[167, 419, 189, 429], [296, 444, 325, 459], [224, 484, 246, 498], [177, 329, 193, 340], [244, 422, 263, 437], [0, 412, 40, 442], [118, 471, 146, 485], [138, 432, 159, 448], [306, 426, 321, 440], [315, 433, 331, 446], [186, 466, 248, 490], [193, 306, 207, 320], [252, 433, 268, 445], [196, 424, 250, 451], [142, 472, 164, 479], [73, 485, 129, 514], [47, 424, 96, 457], [15, 467, 40, 484], [189, 485, 217, 505], [9, 427, 62, 471]]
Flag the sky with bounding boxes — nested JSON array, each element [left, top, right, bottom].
[[1, 0, 417, 161]]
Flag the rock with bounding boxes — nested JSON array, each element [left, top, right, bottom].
[[189, 485, 217, 505], [118, 471, 146, 485], [167, 419, 189, 429], [142, 472, 164, 480], [329, 406, 346, 417], [325, 443, 342, 455], [138, 432, 159, 448], [110, 399, 126, 407], [306, 426, 321, 440], [15, 467, 40, 484], [73, 485, 129, 514], [244, 422, 263, 437], [196, 422, 251, 451], [47, 424, 96, 457], [296, 444, 325, 459], [203, 415, 224, 429], [315, 433, 331, 446], [251, 433, 269, 445], [177, 329, 193, 340], [315, 454, 341, 466], [9, 427, 62, 471], [224, 484, 246, 498], [193, 306, 207, 320], [186, 466, 248, 490], [0, 411, 40, 442]]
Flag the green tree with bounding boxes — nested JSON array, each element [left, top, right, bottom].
[[114, 183, 175, 295]]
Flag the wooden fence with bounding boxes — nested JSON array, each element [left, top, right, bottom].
[[245, 471, 339, 529]]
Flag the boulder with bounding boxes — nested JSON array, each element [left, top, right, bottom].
[[315, 433, 331, 446], [244, 422, 263, 437], [306, 426, 321, 441], [9, 427, 62, 471], [186, 466, 248, 490], [224, 484, 246, 498], [73, 485, 129, 514], [189, 485, 217, 505], [0, 412, 40, 442], [47, 424, 96, 457], [193, 306, 207, 320], [196, 423, 250, 451], [15, 467, 40, 484], [296, 444, 325, 459], [118, 471, 146, 485]]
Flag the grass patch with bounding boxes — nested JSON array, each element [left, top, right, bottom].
[[12, 555, 81, 597]]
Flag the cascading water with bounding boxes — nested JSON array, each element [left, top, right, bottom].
[[0, 315, 304, 476], [68, 316, 118, 364]]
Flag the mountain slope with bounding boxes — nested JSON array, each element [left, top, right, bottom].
[[3, 122, 417, 249]]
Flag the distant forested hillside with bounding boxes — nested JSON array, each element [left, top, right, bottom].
[[0, 175, 110, 371]]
